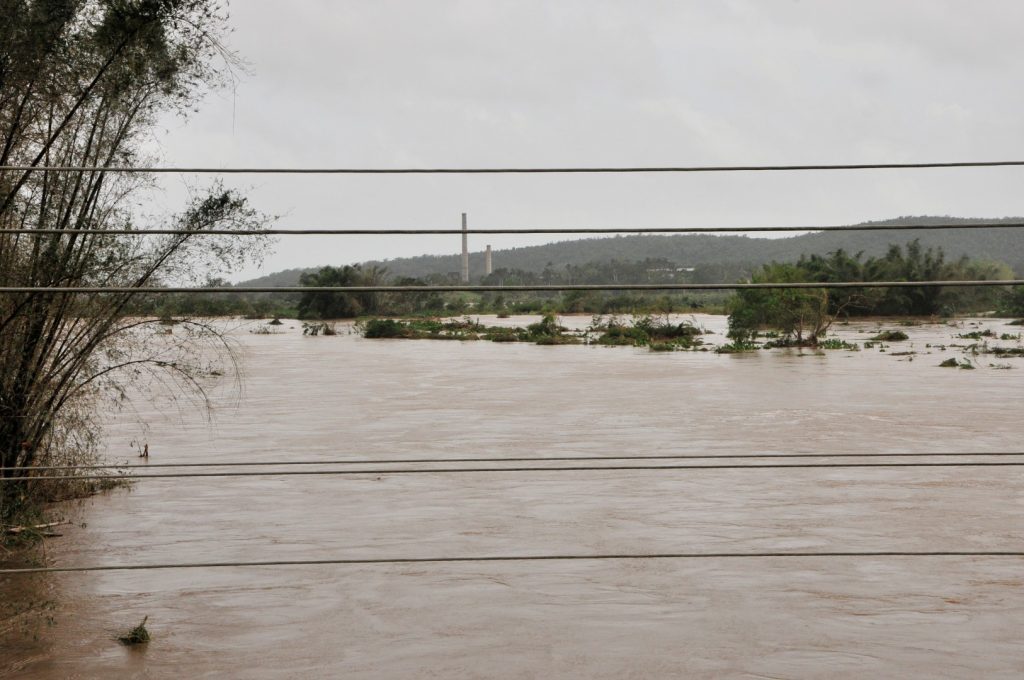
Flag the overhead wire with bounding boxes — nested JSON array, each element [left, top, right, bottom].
[[5, 220, 1024, 236], [4, 160, 1024, 174], [5, 461, 1024, 482], [3, 551, 1022, 575], [4, 280, 1024, 294], [4, 451, 1024, 472]]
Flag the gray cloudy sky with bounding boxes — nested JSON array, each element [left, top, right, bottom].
[[149, 0, 1024, 280]]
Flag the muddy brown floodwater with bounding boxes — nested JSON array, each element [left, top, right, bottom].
[[2, 315, 1023, 678]]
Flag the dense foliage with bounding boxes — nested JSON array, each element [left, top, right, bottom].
[[1000, 286, 1024, 317], [0, 1, 265, 518], [296, 265, 387, 318], [727, 242, 1014, 345]]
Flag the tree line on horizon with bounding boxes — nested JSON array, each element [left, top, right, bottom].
[[145, 240, 1024, 322], [348, 219, 1024, 283]]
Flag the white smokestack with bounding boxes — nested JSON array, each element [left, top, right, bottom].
[[460, 212, 469, 283]]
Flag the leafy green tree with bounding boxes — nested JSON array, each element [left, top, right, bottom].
[[727, 242, 1016, 347], [863, 241, 947, 315], [795, 249, 872, 315], [296, 265, 388, 319], [940, 259, 1014, 315], [1000, 286, 1024, 317], [727, 263, 834, 346], [795, 241, 1011, 317]]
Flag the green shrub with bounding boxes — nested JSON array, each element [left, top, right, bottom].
[[526, 314, 563, 339], [484, 328, 524, 343], [818, 338, 860, 350], [715, 341, 759, 353], [535, 335, 580, 345], [362, 319, 408, 338], [598, 324, 649, 346]]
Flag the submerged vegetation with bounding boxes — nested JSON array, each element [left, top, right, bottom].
[[871, 330, 910, 342], [358, 314, 707, 350], [118, 617, 151, 646], [354, 310, 1024, 372], [301, 322, 337, 336]]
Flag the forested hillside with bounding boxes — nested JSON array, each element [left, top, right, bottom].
[[240, 217, 1024, 286]]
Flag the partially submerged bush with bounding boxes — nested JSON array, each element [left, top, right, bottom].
[[715, 341, 759, 354], [357, 313, 720, 348], [302, 322, 337, 336], [526, 314, 564, 339], [363, 315, 581, 345], [958, 329, 995, 340], [361, 319, 409, 338], [596, 323, 649, 346], [590, 315, 703, 349], [817, 338, 860, 351], [871, 330, 909, 341], [118, 617, 151, 646], [483, 328, 523, 343], [534, 335, 581, 346]]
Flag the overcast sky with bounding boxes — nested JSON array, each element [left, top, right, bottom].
[[148, 0, 1024, 280]]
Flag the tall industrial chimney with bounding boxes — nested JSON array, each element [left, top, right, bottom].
[[484, 245, 493, 276], [460, 212, 469, 283]]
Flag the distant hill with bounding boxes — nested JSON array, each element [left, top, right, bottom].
[[239, 267, 313, 288], [239, 216, 1024, 286]]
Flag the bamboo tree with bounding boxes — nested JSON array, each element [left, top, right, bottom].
[[0, 1, 269, 518]]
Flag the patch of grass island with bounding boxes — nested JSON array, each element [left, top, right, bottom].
[[358, 314, 707, 350]]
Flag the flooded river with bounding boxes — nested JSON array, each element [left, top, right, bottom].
[[2, 315, 1023, 678]]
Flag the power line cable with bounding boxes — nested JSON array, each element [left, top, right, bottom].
[[5, 221, 1024, 236], [4, 160, 1024, 174], [6, 451, 1023, 472], [6, 461, 1024, 482], [3, 551, 1022, 575], [4, 280, 1024, 295]]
